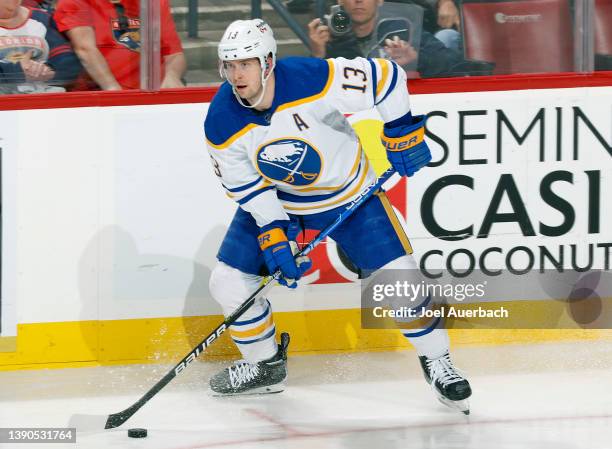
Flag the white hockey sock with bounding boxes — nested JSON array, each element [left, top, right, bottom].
[[229, 297, 278, 363], [209, 262, 277, 363], [374, 255, 451, 359], [404, 328, 450, 359]]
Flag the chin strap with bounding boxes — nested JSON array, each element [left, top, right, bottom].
[[232, 79, 268, 109], [222, 56, 275, 109]]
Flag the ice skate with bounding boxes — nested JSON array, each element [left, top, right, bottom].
[[210, 333, 290, 396], [419, 352, 472, 415]]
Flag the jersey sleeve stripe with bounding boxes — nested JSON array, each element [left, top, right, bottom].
[[276, 59, 335, 112], [376, 61, 399, 106], [375, 58, 390, 98], [206, 123, 258, 150], [368, 59, 378, 104], [222, 176, 264, 193], [236, 185, 276, 205]]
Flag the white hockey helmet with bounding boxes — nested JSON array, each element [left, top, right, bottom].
[[218, 19, 277, 81]]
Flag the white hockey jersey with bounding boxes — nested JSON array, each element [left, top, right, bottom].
[[204, 56, 411, 227]]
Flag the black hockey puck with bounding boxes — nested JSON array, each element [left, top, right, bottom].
[[128, 428, 147, 438]]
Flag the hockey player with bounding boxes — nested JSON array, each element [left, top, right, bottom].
[[204, 19, 471, 413]]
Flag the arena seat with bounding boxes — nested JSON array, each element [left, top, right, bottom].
[[461, 0, 574, 74], [595, 0, 612, 70]]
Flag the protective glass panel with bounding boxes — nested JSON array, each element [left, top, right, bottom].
[[1, 0, 605, 93], [299, 1, 490, 78], [460, 0, 580, 75], [1, 0, 86, 93], [357, 3, 424, 77], [316, 2, 431, 77], [172, 0, 230, 87], [0, 0, 188, 93], [174, 1, 314, 87], [594, 0, 612, 70]]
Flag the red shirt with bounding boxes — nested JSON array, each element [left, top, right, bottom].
[[21, 0, 45, 7], [54, 0, 182, 89]]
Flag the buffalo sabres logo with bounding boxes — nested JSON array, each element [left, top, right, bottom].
[[256, 138, 322, 186]]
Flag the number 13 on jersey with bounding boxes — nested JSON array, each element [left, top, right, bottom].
[[342, 66, 367, 93]]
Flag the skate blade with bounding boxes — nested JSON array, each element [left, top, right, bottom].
[[436, 395, 470, 415], [210, 382, 286, 397]]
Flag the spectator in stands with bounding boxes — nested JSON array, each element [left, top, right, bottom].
[[395, 0, 460, 47], [54, 0, 186, 90], [292, 0, 461, 50], [0, 0, 82, 93], [308, 0, 465, 78], [406, 0, 461, 50]]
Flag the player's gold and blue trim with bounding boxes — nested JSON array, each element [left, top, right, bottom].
[[400, 317, 442, 337], [298, 144, 362, 192], [257, 227, 287, 250], [206, 123, 259, 151], [206, 58, 334, 151], [230, 300, 276, 345], [222, 176, 263, 193], [380, 124, 425, 152], [279, 155, 372, 212], [222, 176, 275, 205], [375, 58, 391, 98], [277, 160, 362, 204], [367, 58, 393, 106], [373, 59, 399, 106], [276, 59, 335, 112], [383, 114, 431, 177], [368, 59, 378, 104], [236, 185, 276, 205], [396, 295, 442, 337], [375, 191, 413, 254]]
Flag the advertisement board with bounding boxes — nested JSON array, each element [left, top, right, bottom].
[[0, 112, 17, 343], [0, 85, 610, 364]]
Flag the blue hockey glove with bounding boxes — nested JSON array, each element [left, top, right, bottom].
[[258, 222, 312, 289], [382, 114, 432, 177]]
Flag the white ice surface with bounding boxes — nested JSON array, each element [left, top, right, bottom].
[[1, 340, 611, 449]]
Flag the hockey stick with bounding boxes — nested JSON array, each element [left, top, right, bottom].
[[69, 167, 396, 432]]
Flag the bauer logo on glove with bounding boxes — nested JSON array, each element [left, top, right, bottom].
[[381, 129, 424, 151], [381, 114, 432, 177], [258, 228, 287, 249], [258, 223, 312, 289]]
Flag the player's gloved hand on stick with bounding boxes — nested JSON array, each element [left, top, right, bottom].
[[258, 221, 312, 288], [382, 114, 432, 177]]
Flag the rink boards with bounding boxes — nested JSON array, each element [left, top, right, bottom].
[[0, 85, 611, 369]]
